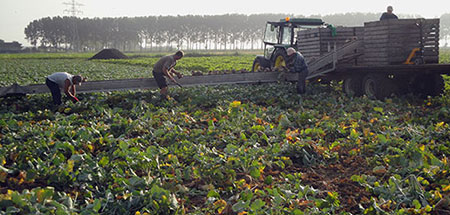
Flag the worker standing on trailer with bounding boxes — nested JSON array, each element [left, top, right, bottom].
[[152, 51, 184, 99], [45, 72, 85, 105], [380, 6, 398, 20], [287, 47, 309, 94]]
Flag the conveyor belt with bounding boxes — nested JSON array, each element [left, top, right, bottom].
[[0, 72, 299, 97]]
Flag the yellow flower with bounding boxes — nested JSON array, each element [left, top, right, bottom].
[[230, 100, 241, 108], [419, 145, 425, 151]]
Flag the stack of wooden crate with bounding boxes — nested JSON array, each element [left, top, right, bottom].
[[363, 19, 439, 65], [297, 26, 364, 63]]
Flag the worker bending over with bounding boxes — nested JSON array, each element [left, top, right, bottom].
[[287, 47, 309, 94], [152, 51, 184, 99], [46, 72, 86, 105]]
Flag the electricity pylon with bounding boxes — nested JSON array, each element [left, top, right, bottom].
[[63, 0, 83, 51]]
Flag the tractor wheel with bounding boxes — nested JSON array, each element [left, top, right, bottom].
[[342, 76, 363, 97], [362, 74, 397, 100], [252, 57, 270, 72], [410, 74, 444, 97], [271, 49, 288, 71]]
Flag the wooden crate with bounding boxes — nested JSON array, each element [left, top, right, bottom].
[[363, 19, 439, 65], [297, 26, 364, 64]]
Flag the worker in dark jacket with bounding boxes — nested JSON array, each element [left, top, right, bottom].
[[152, 51, 184, 99], [287, 47, 309, 94], [380, 6, 398, 20]]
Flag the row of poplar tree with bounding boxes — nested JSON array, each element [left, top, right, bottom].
[[24, 13, 450, 51]]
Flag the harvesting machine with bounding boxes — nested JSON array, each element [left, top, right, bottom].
[[251, 17, 450, 99]]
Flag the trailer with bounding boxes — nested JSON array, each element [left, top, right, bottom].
[[306, 18, 449, 99], [252, 17, 450, 99], [1, 18, 449, 100]]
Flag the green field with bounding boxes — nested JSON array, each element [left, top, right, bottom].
[[0, 51, 449, 214], [0, 53, 255, 87]]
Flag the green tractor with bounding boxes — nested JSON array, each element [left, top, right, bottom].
[[252, 17, 324, 72]]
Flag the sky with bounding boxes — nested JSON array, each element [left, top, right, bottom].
[[1, 0, 449, 46]]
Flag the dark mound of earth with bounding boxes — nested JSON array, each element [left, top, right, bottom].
[[89, 48, 128, 60]]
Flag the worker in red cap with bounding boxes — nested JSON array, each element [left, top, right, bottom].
[[287, 47, 309, 94], [45, 72, 86, 105]]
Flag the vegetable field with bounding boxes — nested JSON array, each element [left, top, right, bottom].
[[0, 53, 254, 87], [0, 52, 450, 214]]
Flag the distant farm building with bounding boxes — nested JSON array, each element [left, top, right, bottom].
[[0, 40, 23, 53]]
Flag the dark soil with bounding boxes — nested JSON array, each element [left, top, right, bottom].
[[89, 48, 128, 60], [297, 151, 373, 214]]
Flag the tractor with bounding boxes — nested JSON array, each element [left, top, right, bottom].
[[252, 17, 325, 72]]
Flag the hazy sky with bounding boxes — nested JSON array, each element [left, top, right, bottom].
[[1, 0, 448, 46]]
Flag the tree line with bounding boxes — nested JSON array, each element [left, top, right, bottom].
[[24, 13, 450, 52]]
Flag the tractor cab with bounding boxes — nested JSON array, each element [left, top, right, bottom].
[[252, 18, 325, 72]]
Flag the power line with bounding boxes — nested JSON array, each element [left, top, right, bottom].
[[63, 0, 83, 51]]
